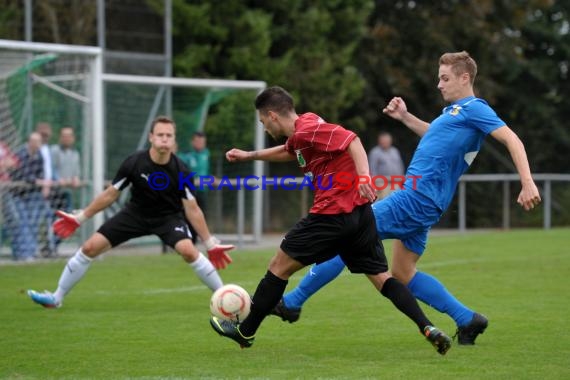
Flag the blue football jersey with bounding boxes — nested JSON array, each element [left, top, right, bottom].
[[403, 96, 505, 211]]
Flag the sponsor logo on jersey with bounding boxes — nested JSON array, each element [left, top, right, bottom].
[[295, 150, 307, 167]]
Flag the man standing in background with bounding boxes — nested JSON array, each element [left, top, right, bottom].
[[35, 123, 53, 197], [6, 132, 45, 260], [48, 127, 81, 255], [180, 131, 219, 245], [368, 131, 405, 200], [180, 132, 211, 214], [36, 122, 54, 256]]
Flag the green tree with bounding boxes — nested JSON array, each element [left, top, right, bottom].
[[0, 0, 23, 40], [170, 0, 373, 127], [358, 0, 569, 174]]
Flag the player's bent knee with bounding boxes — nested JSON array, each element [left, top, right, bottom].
[[366, 271, 392, 291], [179, 250, 200, 262], [391, 267, 415, 285], [174, 239, 199, 262], [268, 250, 304, 279], [82, 233, 111, 258]]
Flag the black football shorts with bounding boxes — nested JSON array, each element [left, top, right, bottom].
[[98, 209, 193, 248], [280, 204, 388, 274]]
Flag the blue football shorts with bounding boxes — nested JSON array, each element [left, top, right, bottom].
[[372, 189, 442, 255]]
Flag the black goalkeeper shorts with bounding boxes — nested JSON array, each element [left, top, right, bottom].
[[98, 209, 193, 248]]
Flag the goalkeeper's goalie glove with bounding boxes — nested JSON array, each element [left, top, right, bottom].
[[204, 236, 234, 270], [53, 210, 87, 239]]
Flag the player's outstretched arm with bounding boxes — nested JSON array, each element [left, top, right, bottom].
[[53, 185, 121, 238], [83, 185, 122, 217], [182, 197, 234, 269], [490, 126, 541, 211], [383, 97, 430, 137], [226, 145, 295, 163]]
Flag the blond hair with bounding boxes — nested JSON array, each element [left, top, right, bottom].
[[439, 51, 477, 85]]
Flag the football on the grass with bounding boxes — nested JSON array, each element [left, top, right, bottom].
[[210, 284, 251, 322]]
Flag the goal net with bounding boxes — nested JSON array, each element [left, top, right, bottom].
[[0, 39, 266, 259], [102, 74, 266, 247], [0, 39, 102, 260]]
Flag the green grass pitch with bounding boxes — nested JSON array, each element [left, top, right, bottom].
[[1, 229, 568, 379]]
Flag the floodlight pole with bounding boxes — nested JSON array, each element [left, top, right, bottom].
[[164, 0, 173, 117], [97, 0, 105, 72], [24, 0, 33, 134], [24, 0, 32, 42]]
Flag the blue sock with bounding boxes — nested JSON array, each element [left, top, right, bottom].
[[407, 271, 474, 327], [283, 255, 345, 309]]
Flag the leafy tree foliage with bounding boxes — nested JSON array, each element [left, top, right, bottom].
[[169, 0, 375, 180], [0, 0, 23, 40], [359, 0, 569, 174], [2, 0, 566, 174], [170, 0, 373, 125], [168, 0, 569, 174]]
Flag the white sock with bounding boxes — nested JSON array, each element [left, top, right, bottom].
[[190, 252, 223, 291], [53, 249, 93, 303]]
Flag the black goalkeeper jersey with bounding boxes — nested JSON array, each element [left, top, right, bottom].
[[112, 150, 194, 217]]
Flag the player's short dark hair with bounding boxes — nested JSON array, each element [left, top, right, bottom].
[[439, 51, 477, 85], [254, 86, 295, 116], [192, 131, 205, 138], [150, 116, 176, 133]]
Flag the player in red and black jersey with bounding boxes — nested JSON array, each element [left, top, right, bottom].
[[210, 86, 452, 355], [28, 116, 234, 309]]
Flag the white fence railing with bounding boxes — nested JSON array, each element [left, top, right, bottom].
[[457, 173, 570, 231]]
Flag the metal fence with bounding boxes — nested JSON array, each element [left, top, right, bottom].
[[457, 173, 570, 231]]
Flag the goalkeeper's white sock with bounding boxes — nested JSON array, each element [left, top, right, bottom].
[[53, 249, 92, 303], [190, 252, 223, 291]]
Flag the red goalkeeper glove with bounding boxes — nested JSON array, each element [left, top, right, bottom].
[[53, 210, 86, 239], [205, 236, 234, 270]]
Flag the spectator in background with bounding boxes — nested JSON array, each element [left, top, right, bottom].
[[179, 132, 219, 213], [368, 131, 405, 200], [180, 131, 218, 244], [6, 132, 46, 261], [35, 122, 55, 255], [35, 123, 53, 196], [47, 127, 81, 255], [0, 140, 19, 249]]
